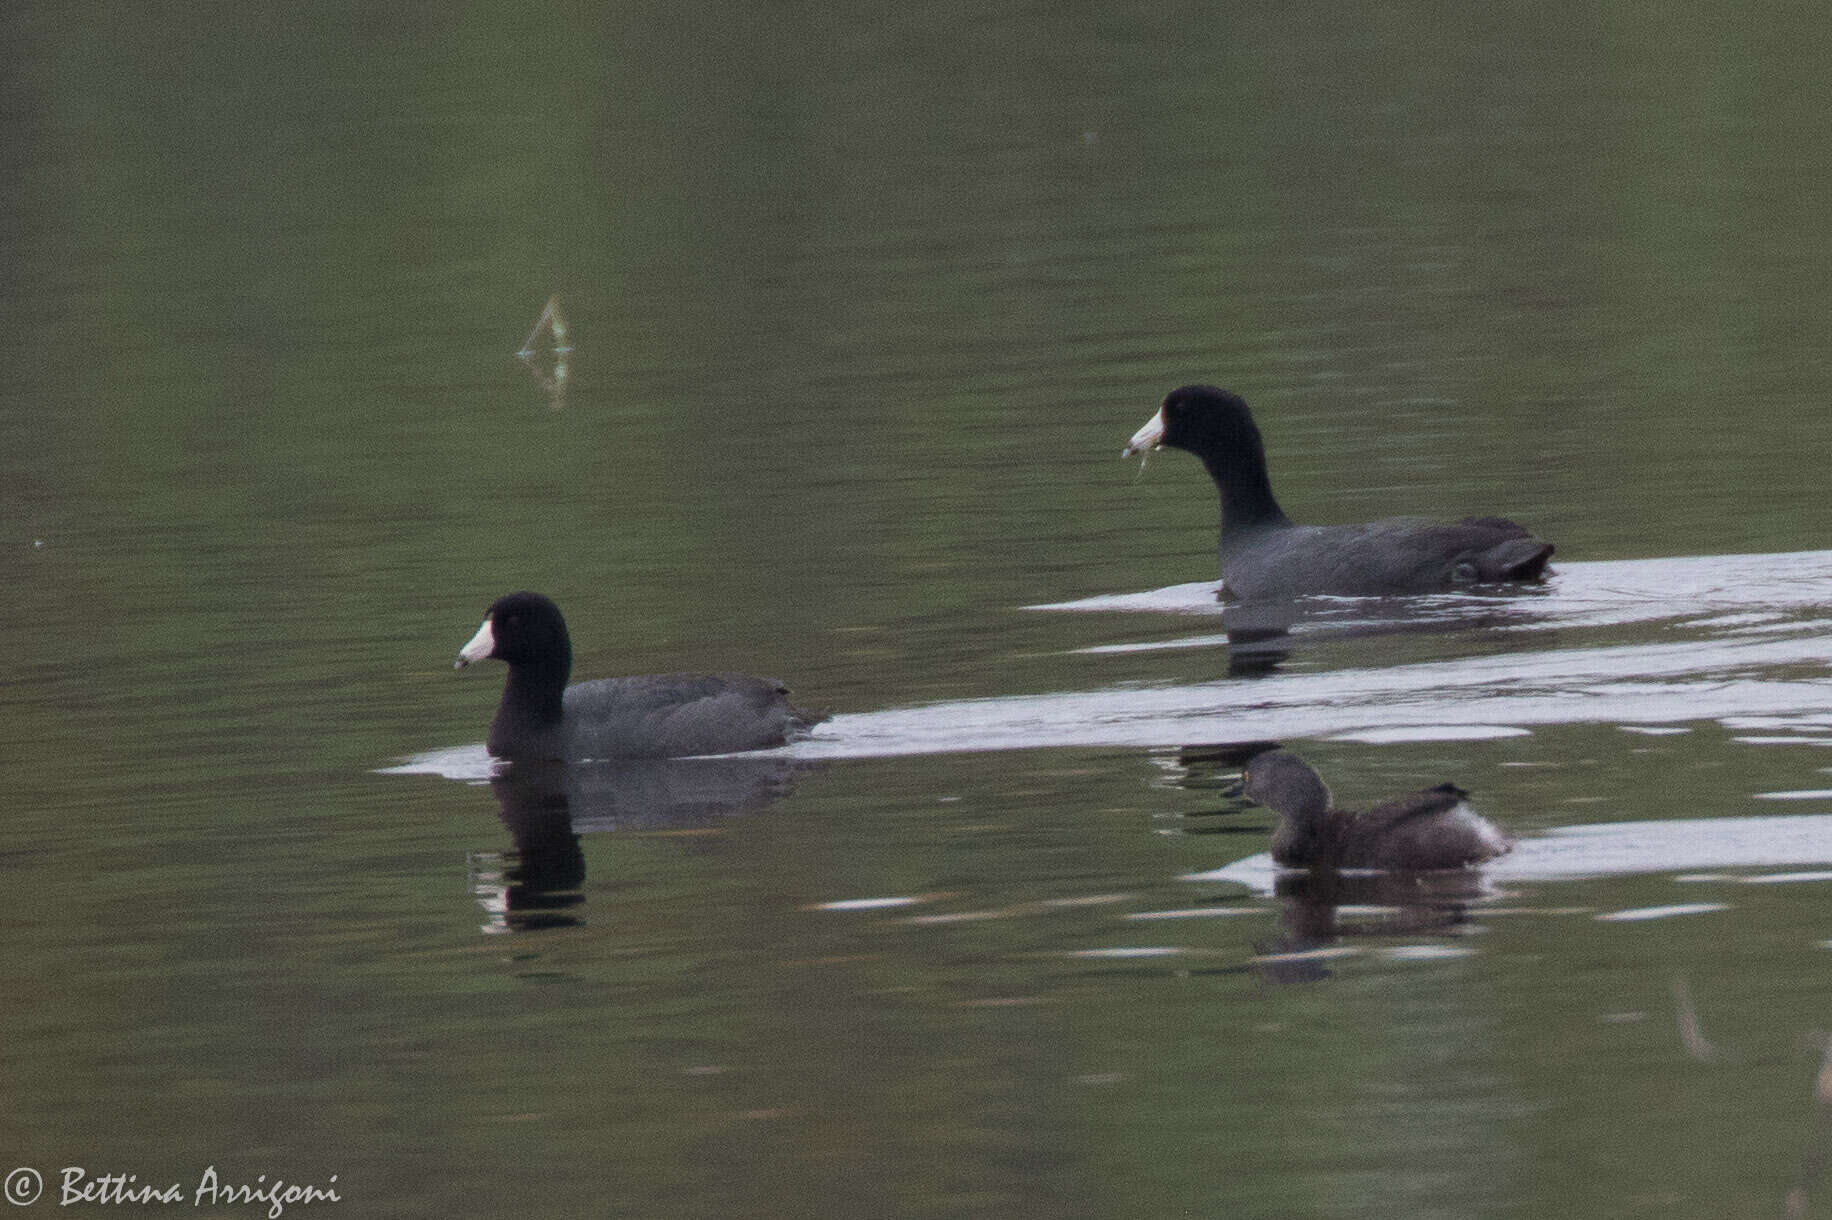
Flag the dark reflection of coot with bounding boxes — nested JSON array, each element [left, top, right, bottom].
[[478, 757, 805, 933], [561, 756, 803, 833], [1153, 743, 1286, 838], [1217, 587, 1553, 678], [486, 762, 587, 931]]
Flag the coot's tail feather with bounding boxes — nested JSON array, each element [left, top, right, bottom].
[[786, 702, 831, 740], [1479, 537, 1555, 582]]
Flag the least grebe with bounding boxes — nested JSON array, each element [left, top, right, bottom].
[[1240, 749, 1512, 870]]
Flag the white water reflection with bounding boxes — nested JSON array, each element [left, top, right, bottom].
[[1594, 904, 1729, 922], [1186, 812, 1832, 893], [1031, 550, 1832, 637], [780, 550, 1832, 759], [392, 550, 1832, 769], [786, 660, 1832, 760], [382, 744, 497, 781], [1328, 725, 1533, 744]]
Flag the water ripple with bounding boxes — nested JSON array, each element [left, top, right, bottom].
[[785, 550, 1832, 759]]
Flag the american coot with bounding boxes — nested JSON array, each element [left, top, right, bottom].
[[1124, 385, 1554, 601], [455, 592, 821, 761], [1239, 749, 1512, 871]]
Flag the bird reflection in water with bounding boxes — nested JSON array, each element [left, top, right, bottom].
[[470, 757, 804, 934], [471, 762, 586, 934], [1217, 588, 1552, 679], [1250, 868, 1491, 984]]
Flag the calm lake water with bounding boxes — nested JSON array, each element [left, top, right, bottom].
[[9, 3, 1832, 1217]]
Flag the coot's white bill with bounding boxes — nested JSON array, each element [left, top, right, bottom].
[[1122, 407, 1165, 457], [456, 618, 495, 669]]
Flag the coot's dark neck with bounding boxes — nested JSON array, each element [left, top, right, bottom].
[[489, 653, 570, 759], [1197, 444, 1293, 541]]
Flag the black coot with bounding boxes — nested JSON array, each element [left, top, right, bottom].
[[1125, 385, 1554, 601], [456, 592, 821, 761]]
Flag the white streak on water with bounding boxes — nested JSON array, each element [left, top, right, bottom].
[[1328, 725, 1534, 744], [772, 551, 1832, 760], [390, 550, 1832, 771], [380, 744, 497, 780], [1031, 550, 1832, 633], [1595, 903, 1730, 922], [783, 672, 1832, 760]]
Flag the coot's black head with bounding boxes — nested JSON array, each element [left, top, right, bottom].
[[456, 591, 573, 673], [1124, 385, 1264, 459], [1240, 749, 1332, 818]]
